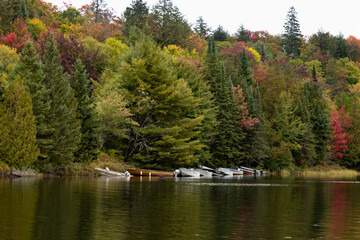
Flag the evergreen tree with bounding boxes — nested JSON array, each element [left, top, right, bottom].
[[282, 6, 302, 57], [0, 77, 38, 168], [20, 0, 28, 20], [169, 55, 218, 167], [238, 49, 268, 166], [309, 30, 331, 55], [211, 63, 243, 167], [121, 36, 203, 169], [194, 16, 210, 39], [212, 25, 228, 42], [12, 41, 53, 157], [70, 59, 100, 162], [236, 25, 250, 42], [270, 93, 305, 168], [303, 82, 331, 164], [0, 0, 21, 32], [123, 0, 149, 36], [43, 33, 81, 163], [294, 89, 317, 166], [204, 40, 219, 96], [204, 41, 244, 166], [313, 104, 330, 164], [150, 0, 192, 48], [333, 34, 348, 59]]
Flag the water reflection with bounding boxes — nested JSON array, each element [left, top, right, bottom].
[[0, 176, 360, 240]]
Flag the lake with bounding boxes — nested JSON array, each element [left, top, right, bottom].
[[1, 175, 360, 240]]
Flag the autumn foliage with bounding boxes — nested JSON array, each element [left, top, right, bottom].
[[329, 106, 353, 159]]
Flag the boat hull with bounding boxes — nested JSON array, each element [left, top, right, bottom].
[[127, 168, 175, 177], [179, 168, 201, 177], [94, 168, 130, 177], [194, 169, 213, 177], [215, 168, 233, 176]]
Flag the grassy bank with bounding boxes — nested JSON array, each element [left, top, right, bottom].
[[268, 165, 358, 178], [39, 153, 132, 177], [0, 153, 132, 177]]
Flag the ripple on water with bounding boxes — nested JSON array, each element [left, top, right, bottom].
[[188, 183, 289, 187]]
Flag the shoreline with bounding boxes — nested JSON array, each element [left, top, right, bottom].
[[1, 164, 358, 178]]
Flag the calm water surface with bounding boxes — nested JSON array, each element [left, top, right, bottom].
[[1, 176, 360, 240]]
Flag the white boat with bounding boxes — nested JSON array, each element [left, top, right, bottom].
[[238, 166, 265, 176], [94, 167, 131, 177], [200, 166, 224, 176], [229, 169, 243, 175], [194, 169, 213, 177], [179, 168, 201, 177], [215, 168, 233, 176]]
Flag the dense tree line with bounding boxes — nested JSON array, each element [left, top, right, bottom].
[[1, 1, 360, 171]]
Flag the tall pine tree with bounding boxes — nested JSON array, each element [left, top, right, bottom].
[[282, 6, 302, 57], [238, 49, 268, 167], [12, 41, 53, 158], [120, 36, 203, 169], [211, 63, 243, 167], [70, 59, 100, 162], [43, 33, 81, 163], [168, 55, 218, 167], [123, 0, 149, 36]]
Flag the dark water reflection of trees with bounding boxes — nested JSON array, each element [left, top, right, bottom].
[[0, 176, 360, 240]]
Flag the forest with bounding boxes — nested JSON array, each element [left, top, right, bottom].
[[1, 0, 360, 172]]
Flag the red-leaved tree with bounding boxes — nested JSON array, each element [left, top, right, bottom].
[[0, 18, 30, 52], [233, 86, 260, 131], [329, 106, 353, 159]]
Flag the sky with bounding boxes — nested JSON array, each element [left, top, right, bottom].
[[49, 0, 360, 38]]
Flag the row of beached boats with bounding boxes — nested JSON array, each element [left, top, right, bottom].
[[175, 166, 265, 177], [94, 166, 265, 177]]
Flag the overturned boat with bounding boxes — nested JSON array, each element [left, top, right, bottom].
[[178, 168, 201, 177], [94, 167, 131, 177]]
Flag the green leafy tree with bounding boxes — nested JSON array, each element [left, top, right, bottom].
[[149, 0, 192, 48], [43, 33, 81, 163], [0, 44, 19, 101], [94, 69, 135, 152], [70, 59, 100, 162], [0, 77, 38, 168], [60, 6, 84, 25], [11, 41, 52, 157], [282, 6, 302, 57], [120, 36, 203, 169]]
